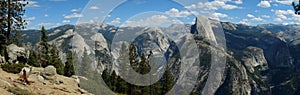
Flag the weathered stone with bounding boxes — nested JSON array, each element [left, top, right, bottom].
[[40, 65, 57, 81], [6, 44, 30, 64], [242, 46, 268, 73], [37, 75, 46, 84]]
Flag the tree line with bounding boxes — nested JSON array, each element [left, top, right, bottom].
[[27, 26, 75, 77], [0, 0, 74, 77], [100, 43, 176, 95]]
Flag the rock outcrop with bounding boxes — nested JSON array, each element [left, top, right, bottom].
[[242, 46, 268, 73], [6, 44, 30, 64], [40, 65, 57, 82], [191, 16, 217, 44]]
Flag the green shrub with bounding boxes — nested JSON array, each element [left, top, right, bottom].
[[28, 51, 40, 67], [7, 87, 34, 95], [1, 63, 26, 74]]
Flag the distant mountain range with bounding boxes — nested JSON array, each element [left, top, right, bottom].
[[21, 17, 300, 95]]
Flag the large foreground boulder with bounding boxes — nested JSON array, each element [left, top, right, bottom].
[[6, 44, 30, 64], [40, 65, 62, 84], [40, 65, 57, 81]]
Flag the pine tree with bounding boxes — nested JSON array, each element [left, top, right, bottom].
[[101, 68, 110, 86], [161, 64, 174, 94], [81, 48, 92, 77], [0, 0, 27, 62], [116, 42, 129, 93], [0, 0, 27, 44], [151, 81, 163, 95], [128, 43, 141, 95], [116, 75, 128, 93], [110, 70, 118, 91], [70, 51, 80, 75], [49, 44, 64, 75], [139, 53, 151, 74], [129, 42, 139, 72], [28, 50, 39, 67], [64, 51, 75, 77], [139, 53, 151, 95], [39, 26, 50, 67]]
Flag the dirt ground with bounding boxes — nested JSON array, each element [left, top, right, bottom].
[[0, 67, 91, 95]]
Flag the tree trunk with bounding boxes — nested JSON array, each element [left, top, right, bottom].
[[7, 0, 11, 44]]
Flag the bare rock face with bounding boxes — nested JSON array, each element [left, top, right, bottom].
[[6, 44, 30, 64], [228, 57, 252, 95], [289, 39, 300, 70], [191, 16, 217, 44], [242, 46, 268, 73]]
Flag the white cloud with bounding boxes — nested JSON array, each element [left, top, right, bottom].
[[247, 14, 263, 22], [274, 9, 294, 20], [165, 8, 192, 18], [277, 14, 287, 20], [234, 0, 243, 4], [292, 15, 300, 23], [275, 9, 294, 16], [252, 17, 263, 21], [262, 15, 270, 18], [71, 8, 81, 12], [215, 0, 243, 4], [62, 20, 71, 23], [273, 4, 279, 6], [26, 17, 35, 21], [185, 1, 240, 10], [206, 1, 239, 10], [271, 9, 275, 12], [90, 6, 99, 10], [211, 12, 228, 19], [239, 19, 249, 25], [64, 13, 83, 18], [26, 1, 40, 7], [274, 0, 293, 5], [108, 18, 121, 25], [50, 0, 66, 1], [44, 14, 49, 17], [274, 18, 283, 22], [247, 14, 255, 18], [257, 1, 271, 8], [123, 15, 182, 27], [36, 23, 61, 28], [272, 9, 300, 24], [185, 4, 197, 9]]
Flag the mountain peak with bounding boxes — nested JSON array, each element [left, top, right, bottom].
[[192, 16, 217, 44]]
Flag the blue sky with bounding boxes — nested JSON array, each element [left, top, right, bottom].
[[24, 0, 299, 29]]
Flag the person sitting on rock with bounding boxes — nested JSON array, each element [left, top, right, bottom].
[[18, 66, 33, 85]]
